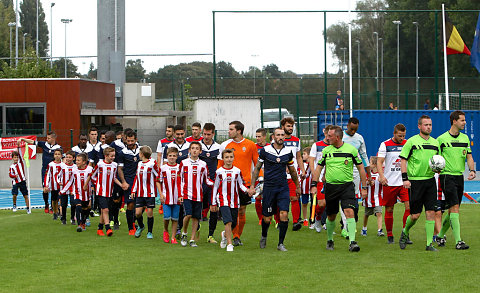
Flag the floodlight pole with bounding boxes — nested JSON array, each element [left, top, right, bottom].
[[413, 21, 419, 109], [355, 40, 360, 106], [379, 37, 384, 109], [51, 3, 55, 68], [373, 32, 379, 93], [8, 22, 16, 65], [61, 18, 72, 78], [340, 47, 347, 97]]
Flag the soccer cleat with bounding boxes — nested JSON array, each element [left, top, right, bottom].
[[315, 220, 322, 233], [277, 243, 288, 252], [93, 212, 100, 217], [85, 218, 90, 226], [147, 232, 153, 239], [163, 231, 170, 243], [49, 209, 53, 214], [387, 236, 395, 244], [259, 236, 267, 249], [326, 240, 334, 251], [437, 237, 446, 247], [399, 231, 408, 249], [226, 244, 234, 252], [158, 206, 163, 214], [303, 220, 309, 227], [97, 229, 105, 236], [135, 226, 144, 238], [180, 233, 188, 247], [259, 219, 262, 226], [233, 237, 241, 247], [207, 236, 217, 244], [61, 219, 67, 225], [113, 223, 119, 230], [220, 231, 227, 249], [171, 238, 178, 244], [425, 244, 438, 251], [361, 229, 367, 237], [128, 229, 135, 236], [406, 236, 413, 245], [309, 223, 315, 230], [292, 222, 302, 231], [12, 205, 17, 212], [76, 225, 83, 232], [455, 241, 469, 250], [26, 209, 31, 214], [189, 240, 198, 247], [53, 213, 58, 220], [377, 229, 385, 237], [110, 220, 114, 227], [106, 229, 113, 237], [81, 224, 86, 231], [349, 241, 360, 252], [341, 229, 348, 238], [44, 207, 49, 213], [71, 219, 76, 225]]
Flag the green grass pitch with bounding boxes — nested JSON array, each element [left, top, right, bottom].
[[1, 205, 479, 292]]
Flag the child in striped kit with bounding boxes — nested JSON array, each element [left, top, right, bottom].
[[44, 149, 63, 220], [9, 145, 30, 214], [160, 147, 182, 243], [361, 156, 384, 237]]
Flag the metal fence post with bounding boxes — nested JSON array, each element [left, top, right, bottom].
[[278, 95, 282, 122], [48, 123, 52, 132], [459, 89, 462, 110], [405, 90, 409, 110], [376, 91, 380, 110], [70, 129, 73, 148], [296, 94, 300, 138], [260, 98, 264, 128]]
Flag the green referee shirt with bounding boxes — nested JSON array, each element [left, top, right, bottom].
[[318, 142, 362, 184], [437, 131, 471, 176], [399, 134, 439, 180]]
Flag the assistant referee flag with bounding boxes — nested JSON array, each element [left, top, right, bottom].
[[444, 13, 471, 56], [471, 13, 480, 73]]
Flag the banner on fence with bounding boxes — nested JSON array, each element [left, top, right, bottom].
[[0, 136, 37, 160]]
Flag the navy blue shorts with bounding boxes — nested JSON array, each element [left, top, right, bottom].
[[183, 199, 202, 219], [123, 183, 135, 204], [220, 206, 238, 228], [98, 196, 109, 210], [74, 199, 90, 208], [301, 194, 310, 204], [262, 184, 290, 217], [12, 181, 28, 196], [135, 197, 155, 209]]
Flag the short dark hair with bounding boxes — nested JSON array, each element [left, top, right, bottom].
[[76, 153, 87, 162], [273, 127, 284, 134], [331, 126, 343, 139], [54, 148, 63, 155], [324, 124, 334, 133], [126, 131, 137, 139], [348, 117, 359, 125], [174, 124, 185, 132], [11, 150, 19, 157], [167, 125, 174, 130], [222, 148, 235, 158], [280, 117, 295, 126], [256, 128, 267, 137], [47, 131, 56, 138], [89, 127, 98, 134], [189, 141, 201, 150], [166, 147, 179, 155], [99, 130, 106, 136], [203, 123, 215, 132], [124, 128, 133, 134], [450, 110, 465, 125], [229, 121, 244, 135], [192, 122, 201, 128], [115, 130, 123, 136], [79, 134, 88, 139], [394, 123, 406, 133], [418, 115, 431, 125], [65, 150, 76, 158]]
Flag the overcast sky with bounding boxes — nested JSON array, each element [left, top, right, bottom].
[[18, 0, 359, 75]]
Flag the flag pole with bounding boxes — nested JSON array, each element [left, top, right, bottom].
[[24, 143, 31, 211], [441, 3, 450, 110]]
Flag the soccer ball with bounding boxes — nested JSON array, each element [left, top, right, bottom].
[[429, 155, 446, 173]]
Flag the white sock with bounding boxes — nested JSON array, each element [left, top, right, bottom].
[[363, 226, 367, 230]]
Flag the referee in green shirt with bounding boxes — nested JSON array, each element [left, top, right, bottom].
[[310, 126, 368, 252], [399, 115, 440, 251], [436, 111, 475, 250]]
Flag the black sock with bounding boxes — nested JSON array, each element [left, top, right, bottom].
[[82, 209, 89, 224], [127, 209, 134, 230], [43, 192, 49, 207], [75, 205, 82, 225], [113, 202, 120, 224], [61, 195, 67, 221], [137, 215, 144, 228], [278, 221, 288, 245], [208, 211, 218, 237], [98, 223, 104, 230], [261, 219, 270, 237], [147, 217, 154, 233], [105, 224, 111, 230]]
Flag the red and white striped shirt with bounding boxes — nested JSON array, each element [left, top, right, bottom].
[[364, 173, 383, 208], [132, 159, 160, 198], [91, 160, 118, 197], [44, 161, 63, 190], [160, 163, 181, 205], [179, 158, 213, 202], [301, 162, 312, 195], [212, 166, 248, 208], [61, 165, 93, 201], [9, 148, 26, 184], [57, 162, 76, 195], [435, 173, 445, 200]]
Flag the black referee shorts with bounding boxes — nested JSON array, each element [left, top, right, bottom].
[[409, 177, 437, 214], [324, 182, 357, 216], [439, 174, 464, 209]]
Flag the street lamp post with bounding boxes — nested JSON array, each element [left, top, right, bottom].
[[393, 20, 402, 108], [50, 3, 55, 68], [379, 37, 384, 109], [373, 32, 379, 93], [61, 18, 72, 78], [355, 40, 360, 106], [413, 21, 419, 109], [340, 47, 347, 97], [251, 54, 259, 95], [8, 22, 16, 65], [23, 33, 27, 55]]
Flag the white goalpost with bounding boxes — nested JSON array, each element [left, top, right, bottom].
[[438, 93, 480, 110]]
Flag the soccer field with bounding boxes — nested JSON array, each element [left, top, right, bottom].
[[1, 205, 479, 292]]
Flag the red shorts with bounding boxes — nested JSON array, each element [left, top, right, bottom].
[[316, 182, 325, 200], [382, 186, 409, 206]]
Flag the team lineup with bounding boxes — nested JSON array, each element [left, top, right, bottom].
[[8, 111, 476, 252]]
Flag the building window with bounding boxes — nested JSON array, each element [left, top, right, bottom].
[[5, 105, 45, 135]]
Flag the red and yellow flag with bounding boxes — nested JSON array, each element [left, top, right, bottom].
[[445, 14, 471, 56]]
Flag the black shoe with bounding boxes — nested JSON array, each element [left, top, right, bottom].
[[455, 240, 469, 250], [202, 217, 208, 222], [53, 213, 58, 220], [233, 237, 241, 247], [406, 235, 413, 245], [326, 240, 334, 251], [292, 222, 302, 231], [113, 224, 120, 230], [387, 236, 394, 244], [71, 219, 76, 225], [61, 219, 66, 225], [259, 236, 267, 249], [438, 236, 446, 247], [426, 244, 438, 251], [399, 231, 408, 250], [349, 241, 360, 252]]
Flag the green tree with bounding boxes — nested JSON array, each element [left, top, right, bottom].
[[263, 63, 282, 78], [53, 58, 79, 77], [87, 62, 97, 80], [125, 59, 146, 82], [19, 0, 49, 57], [216, 61, 239, 77], [0, 1, 16, 65], [0, 51, 59, 78]]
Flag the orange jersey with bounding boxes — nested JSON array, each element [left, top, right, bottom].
[[217, 138, 258, 187]]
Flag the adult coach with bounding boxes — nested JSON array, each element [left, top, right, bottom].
[[249, 127, 301, 251], [398, 115, 439, 251], [377, 123, 411, 244], [20, 131, 62, 213], [311, 126, 367, 252], [218, 121, 258, 246], [156, 125, 174, 166], [436, 111, 475, 249], [281, 117, 306, 231]]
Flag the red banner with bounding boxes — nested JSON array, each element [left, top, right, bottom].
[[0, 136, 37, 160]]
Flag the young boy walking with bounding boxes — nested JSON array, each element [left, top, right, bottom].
[[58, 151, 76, 225], [44, 149, 63, 220], [160, 148, 182, 244], [9, 145, 30, 214]]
